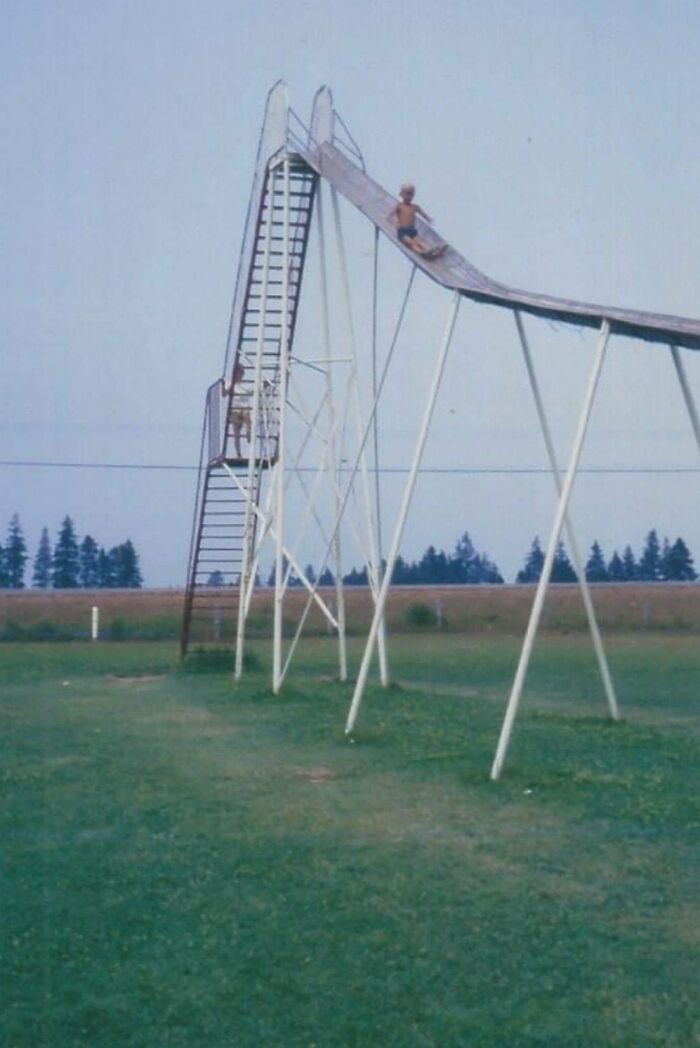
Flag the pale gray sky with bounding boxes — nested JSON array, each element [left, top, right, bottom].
[[2, 0, 700, 584]]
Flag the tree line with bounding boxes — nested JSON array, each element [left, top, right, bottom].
[[517, 529, 696, 583], [263, 532, 504, 588], [335, 532, 503, 586], [0, 515, 143, 589], [283, 527, 696, 587]]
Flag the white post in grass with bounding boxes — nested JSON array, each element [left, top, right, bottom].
[[91, 606, 99, 641], [345, 291, 461, 735], [514, 311, 619, 722], [490, 319, 611, 781]]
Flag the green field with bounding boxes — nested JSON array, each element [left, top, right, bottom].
[[3, 636, 699, 1047]]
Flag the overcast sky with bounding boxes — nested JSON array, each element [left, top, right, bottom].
[[2, 0, 700, 586]]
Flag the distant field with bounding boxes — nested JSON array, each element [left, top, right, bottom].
[[2, 583, 699, 641], [2, 635, 699, 1047]]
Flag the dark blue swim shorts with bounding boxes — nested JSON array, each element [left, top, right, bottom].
[[397, 226, 418, 241]]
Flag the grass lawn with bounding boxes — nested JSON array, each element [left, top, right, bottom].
[[2, 635, 699, 1047]]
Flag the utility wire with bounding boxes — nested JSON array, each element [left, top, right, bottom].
[[1, 459, 699, 475]]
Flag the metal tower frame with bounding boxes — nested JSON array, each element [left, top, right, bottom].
[[183, 82, 700, 779]]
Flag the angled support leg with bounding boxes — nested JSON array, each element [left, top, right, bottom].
[[669, 343, 700, 454], [345, 291, 461, 734], [331, 187, 389, 686], [317, 184, 348, 681], [491, 319, 611, 781], [515, 311, 619, 721]]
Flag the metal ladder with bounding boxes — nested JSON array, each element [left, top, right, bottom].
[[181, 154, 318, 655]]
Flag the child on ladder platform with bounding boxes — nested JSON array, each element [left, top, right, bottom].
[[388, 183, 446, 260], [222, 361, 252, 459]]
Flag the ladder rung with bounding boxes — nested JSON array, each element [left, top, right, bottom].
[[195, 565, 240, 572], [199, 549, 242, 554], [197, 561, 242, 566], [253, 250, 304, 260]]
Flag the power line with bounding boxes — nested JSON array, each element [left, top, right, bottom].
[[1, 458, 699, 476]]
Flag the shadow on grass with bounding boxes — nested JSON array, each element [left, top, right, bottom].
[[178, 647, 264, 675]]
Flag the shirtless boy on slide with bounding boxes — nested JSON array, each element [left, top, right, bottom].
[[388, 183, 446, 260]]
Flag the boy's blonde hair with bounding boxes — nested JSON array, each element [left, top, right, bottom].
[[400, 182, 415, 195]]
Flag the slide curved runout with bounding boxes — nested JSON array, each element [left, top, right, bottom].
[[296, 133, 700, 352]]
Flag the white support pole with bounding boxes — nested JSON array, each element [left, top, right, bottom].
[[242, 476, 276, 618], [670, 344, 700, 454], [371, 226, 385, 578], [345, 291, 462, 734], [272, 158, 291, 693], [491, 319, 612, 781], [273, 268, 418, 693], [515, 311, 619, 721], [91, 606, 99, 641], [234, 164, 276, 681], [223, 464, 339, 629], [330, 187, 389, 686], [314, 185, 347, 679]]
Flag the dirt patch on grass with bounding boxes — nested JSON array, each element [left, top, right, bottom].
[[296, 766, 336, 784]]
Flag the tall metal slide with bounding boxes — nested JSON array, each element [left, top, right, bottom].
[[293, 137, 700, 352], [183, 82, 700, 660]]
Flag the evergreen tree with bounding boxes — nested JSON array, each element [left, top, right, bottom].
[[287, 566, 303, 588], [52, 517, 80, 588], [318, 567, 335, 586], [452, 532, 480, 583], [391, 555, 410, 584], [5, 514, 27, 588], [664, 538, 697, 581], [638, 529, 661, 581], [607, 551, 625, 582], [0, 543, 8, 588], [343, 565, 369, 585], [621, 545, 637, 581], [79, 535, 100, 588], [585, 541, 608, 582], [516, 537, 544, 583], [97, 547, 116, 588], [304, 564, 317, 585], [110, 540, 143, 588], [474, 553, 503, 584], [32, 527, 53, 588], [418, 545, 440, 583], [551, 541, 577, 583]]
